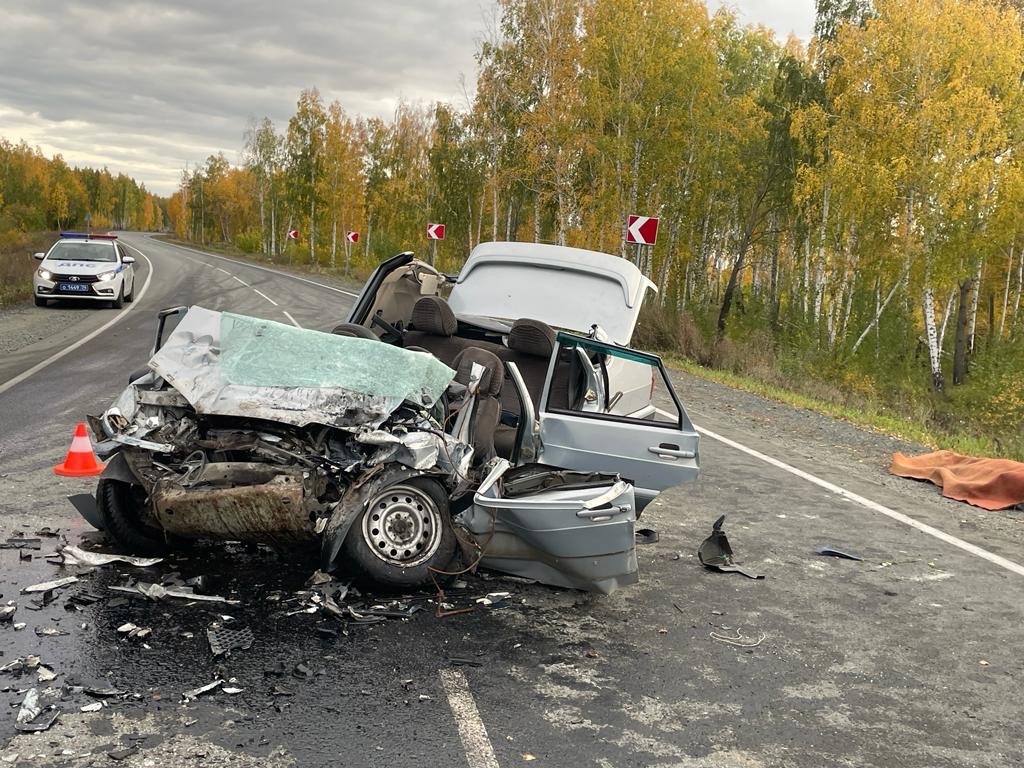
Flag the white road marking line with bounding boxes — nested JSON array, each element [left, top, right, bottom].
[[216, 267, 230, 275], [439, 669, 500, 768], [157, 238, 361, 297], [253, 289, 278, 306], [0, 249, 155, 397], [231, 275, 251, 287], [695, 424, 1024, 578], [282, 311, 301, 328]]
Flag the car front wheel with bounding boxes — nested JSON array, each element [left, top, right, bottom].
[[111, 285, 124, 309], [342, 477, 456, 589], [34, 296, 47, 307], [97, 479, 168, 555]]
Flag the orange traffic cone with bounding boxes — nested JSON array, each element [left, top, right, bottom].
[[54, 422, 105, 477]]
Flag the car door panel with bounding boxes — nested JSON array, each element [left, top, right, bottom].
[[459, 460, 639, 594], [537, 333, 699, 509]]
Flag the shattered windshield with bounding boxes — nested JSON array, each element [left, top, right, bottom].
[[47, 241, 117, 261], [149, 307, 456, 428]]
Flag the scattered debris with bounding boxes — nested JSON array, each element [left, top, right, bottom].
[[0, 606, 15, 623], [635, 528, 660, 545], [0, 538, 41, 550], [0, 656, 42, 675], [710, 628, 767, 648], [13, 622, 26, 631], [815, 546, 863, 561], [35, 528, 61, 538], [23, 576, 79, 593], [223, 687, 244, 695], [108, 581, 239, 604], [85, 686, 125, 698], [448, 657, 483, 667], [34, 626, 69, 637], [475, 592, 511, 607], [107, 745, 139, 761], [80, 702, 103, 712], [14, 688, 60, 733], [116, 623, 152, 642], [697, 516, 764, 579], [182, 679, 224, 701], [59, 545, 164, 568], [207, 624, 254, 657], [36, 666, 56, 683]]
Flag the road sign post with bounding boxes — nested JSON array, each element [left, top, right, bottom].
[[427, 223, 445, 266]]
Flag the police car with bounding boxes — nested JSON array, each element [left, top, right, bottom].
[[33, 233, 136, 308]]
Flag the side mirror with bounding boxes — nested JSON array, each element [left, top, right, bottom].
[[33, 252, 45, 260], [122, 256, 136, 264]]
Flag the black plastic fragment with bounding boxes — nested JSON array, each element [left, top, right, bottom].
[[206, 625, 254, 657], [815, 546, 863, 561]]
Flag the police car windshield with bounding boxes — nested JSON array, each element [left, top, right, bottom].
[[48, 241, 117, 261]]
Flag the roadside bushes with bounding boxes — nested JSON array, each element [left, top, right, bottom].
[[0, 230, 52, 307]]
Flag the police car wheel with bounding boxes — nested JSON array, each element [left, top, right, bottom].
[[111, 286, 124, 309], [34, 296, 47, 307]]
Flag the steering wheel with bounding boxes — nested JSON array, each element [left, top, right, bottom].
[[371, 313, 404, 343]]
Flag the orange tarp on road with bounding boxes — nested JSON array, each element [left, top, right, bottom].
[[890, 450, 1024, 511]]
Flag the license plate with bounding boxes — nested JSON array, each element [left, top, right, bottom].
[[58, 283, 91, 293]]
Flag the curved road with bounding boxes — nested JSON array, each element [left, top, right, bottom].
[[0, 236, 1021, 767]]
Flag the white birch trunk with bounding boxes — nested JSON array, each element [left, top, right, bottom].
[[967, 259, 983, 352], [851, 272, 906, 354], [923, 283, 943, 391], [937, 288, 956, 354], [330, 217, 337, 269]]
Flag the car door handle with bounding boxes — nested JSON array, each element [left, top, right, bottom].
[[648, 445, 695, 459], [577, 505, 631, 519]]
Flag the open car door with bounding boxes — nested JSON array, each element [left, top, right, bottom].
[[345, 252, 443, 335], [535, 333, 699, 510]]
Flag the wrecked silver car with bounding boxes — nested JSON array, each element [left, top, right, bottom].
[[83, 247, 700, 594]]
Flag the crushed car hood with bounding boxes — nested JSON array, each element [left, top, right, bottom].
[[149, 306, 456, 429]]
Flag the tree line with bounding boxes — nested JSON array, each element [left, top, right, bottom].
[[0, 139, 165, 233], [169, 0, 1024, 446]]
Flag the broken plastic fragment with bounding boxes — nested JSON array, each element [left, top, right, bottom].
[[59, 545, 164, 568], [14, 688, 60, 733], [223, 687, 244, 695], [80, 702, 103, 713], [697, 516, 764, 579], [815, 546, 863, 561], [206, 624, 254, 657], [108, 582, 240, 604], [181, 679, 224, 701], [36, 666, 56, 683], [23, 577, 79, 593]]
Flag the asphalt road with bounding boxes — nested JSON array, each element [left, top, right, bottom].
[[0, 235, 1021, 767]]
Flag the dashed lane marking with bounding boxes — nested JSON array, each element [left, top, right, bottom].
[[282, 311, 301, 328], [695, 424, 1024, 579], [440, 669, 500, 768], [231, 275, 251, 287], [155, 238, 361, 298], [0, 248, 155, 397], [253, 289, 278, 306]]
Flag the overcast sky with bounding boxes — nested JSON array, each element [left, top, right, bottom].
[[0, 1, 814, 197]]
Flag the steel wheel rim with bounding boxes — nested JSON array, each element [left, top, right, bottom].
[[361, 484, 443, 568]]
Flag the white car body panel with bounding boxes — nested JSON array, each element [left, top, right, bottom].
[[447, 241, 655, 346]]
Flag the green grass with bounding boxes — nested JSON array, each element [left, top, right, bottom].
[[665, 354, 1024, 461], [0, 231, 54, 307]]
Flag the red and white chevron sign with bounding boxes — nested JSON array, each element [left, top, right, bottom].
[[626, 215, 658, 245], [427, 223, 446, 240], [346, 231, 359, 243], [286, 228, 300, 241]]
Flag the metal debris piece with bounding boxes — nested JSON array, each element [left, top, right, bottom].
[[206, 624, 254, 657], [36, 666, 56, 683], [85, 686, 125, 698], [14, 688, 60, 733], [23, 577, 79, 593], [117, 623, 137, 634], [80, 702, 103, 712], [697, 515, 764, 580], [34, 626, 69, 637], [223, 687, 244, 695], [108, 582, 239, 604], [0, 538, 41, 550], [815, 546, 863, 561], [67, 591, 104, 607], [181, 679, 224, 701], [0, 606, 15, 623], [305, 570, 333, 586], [0, 656, 41, 675], [59, 545, 164, 568], [475, 592, 511, 607], [34, 528, 61, 538]]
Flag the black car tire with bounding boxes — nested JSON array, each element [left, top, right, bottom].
[[98, 479, 168, 555], [125, 280, 134, 303], [342, 477, 456, 589], [34, 296, 47, 307], [111, 286, 124, 309]]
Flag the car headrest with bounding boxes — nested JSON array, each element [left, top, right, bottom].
[[331, 322, 378, 339], [410, 296, 457, 337], [508, 318, 556, 359], [452, 347, 503, 398]]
